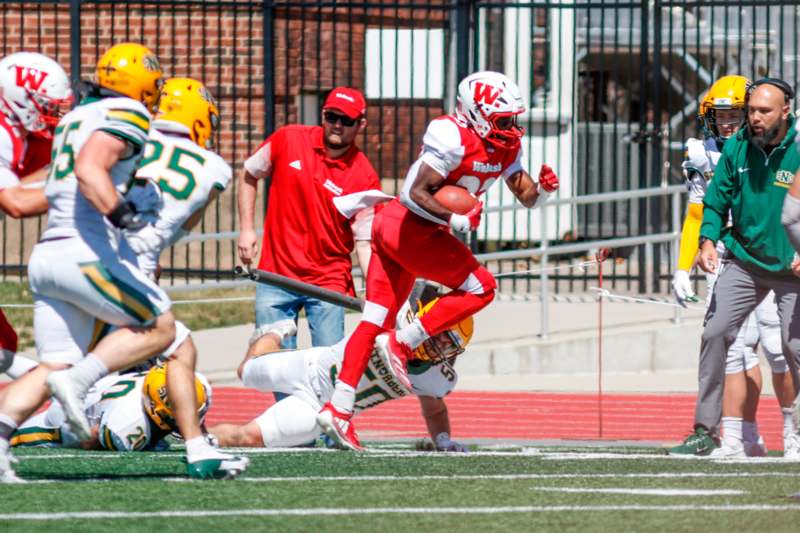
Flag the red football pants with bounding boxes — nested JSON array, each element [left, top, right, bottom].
[[338, 201, 496, 388], [0, 309, 19, 354]]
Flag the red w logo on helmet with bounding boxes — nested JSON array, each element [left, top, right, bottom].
[[14, 66, 49, 92], [473, 82, 501, 106]]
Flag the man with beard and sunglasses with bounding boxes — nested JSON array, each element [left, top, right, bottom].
[[691, 78, 800, 459], [238, 87, 388, 366]]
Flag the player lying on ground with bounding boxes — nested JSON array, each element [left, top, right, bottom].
[[209, 283, 473, 451], [10, 359, 210, 452]]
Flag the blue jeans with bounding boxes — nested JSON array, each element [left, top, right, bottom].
[[255, 283, 345, 349]]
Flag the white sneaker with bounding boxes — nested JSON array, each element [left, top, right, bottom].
[[708, 439, 746, 459], [0, 441, 24, 484], [744, 435, 768, 457], [186, 448, 249, 480], [46, 370, 91, 441], [784, 432, 800, 459], [248, 319, 298, 347]]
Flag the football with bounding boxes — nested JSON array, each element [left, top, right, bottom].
[[433, 185, 477, 215]]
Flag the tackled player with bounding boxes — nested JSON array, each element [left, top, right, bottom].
[[209, 283, 472, 452]]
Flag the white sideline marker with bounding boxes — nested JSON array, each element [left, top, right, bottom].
[[3, 505, 800, 521], [531, 487, 746, 496]]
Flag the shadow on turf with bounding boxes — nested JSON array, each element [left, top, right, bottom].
[[21, 472, 186, 482]]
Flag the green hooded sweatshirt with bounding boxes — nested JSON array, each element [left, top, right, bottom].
[[700, 115, 800, 274]]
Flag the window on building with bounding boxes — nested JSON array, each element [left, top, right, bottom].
[[364, 28, 445, 99]]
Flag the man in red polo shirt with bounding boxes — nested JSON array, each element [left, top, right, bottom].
[[238, 87, 389, 363]]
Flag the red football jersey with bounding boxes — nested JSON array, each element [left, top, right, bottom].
[[399, 114, 522, 224], [0, 112, 53, 189]]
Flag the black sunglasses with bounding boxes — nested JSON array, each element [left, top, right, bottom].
[[323, 110, 358, 127]]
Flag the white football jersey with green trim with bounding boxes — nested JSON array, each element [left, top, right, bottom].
[[43, 96, 151, 242], [316, 338, 458, 413], [94, 372, 154, 452], [12, 372, 154, 451], [124, 125, 232, 276]]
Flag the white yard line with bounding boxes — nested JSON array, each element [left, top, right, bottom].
[[531, 487, 746, 496], [16, 471, 800, 485], [164, 472, 800, 483], [3, 505, 800, 521]]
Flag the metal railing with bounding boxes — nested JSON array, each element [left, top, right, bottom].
[[157, 184, 688, 338]]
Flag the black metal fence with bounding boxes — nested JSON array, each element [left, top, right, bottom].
[[1, 1, 798, 295]]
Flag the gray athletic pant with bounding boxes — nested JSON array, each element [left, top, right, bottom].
[[695, 258, 800, 434]]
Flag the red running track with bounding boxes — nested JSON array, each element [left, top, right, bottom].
[[206, 389, 789, 451]]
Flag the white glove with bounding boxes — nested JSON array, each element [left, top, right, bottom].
[[434, 432, 469, 453], [671, 270, 698, 307], [125, 179, 163, 215], [124, 223, 166, 256], [448, 202, 483, 233]]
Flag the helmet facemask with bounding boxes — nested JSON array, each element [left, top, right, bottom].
[[482, 110, 525, 149], [414, 327, 469, 363], [29, 90, 73, 133], [705, 107, 745, 141]]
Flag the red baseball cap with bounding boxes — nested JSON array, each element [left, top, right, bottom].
[[323, 87, 366, 119]]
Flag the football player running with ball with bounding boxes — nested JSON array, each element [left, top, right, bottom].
[[317, 71, 559, 450]]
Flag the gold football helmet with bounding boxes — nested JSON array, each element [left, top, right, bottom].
[[155, 77, 220, 149], [96, 43, 163, 112], [699, 75, 750, 140], [142, 365, 212, 432], [412, 298, 474, 362]]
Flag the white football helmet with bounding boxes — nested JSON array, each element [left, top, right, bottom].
[[456, 71, 525, 149], [0, 52, 72, 133]]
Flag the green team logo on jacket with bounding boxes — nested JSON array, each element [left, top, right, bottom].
[[775, 169, 794, 188]]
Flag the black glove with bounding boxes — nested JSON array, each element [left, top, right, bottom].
[[107, 199, 146, 231]]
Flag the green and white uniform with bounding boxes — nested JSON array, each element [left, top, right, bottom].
[[241, 305, 457, 447], [121, 123, 231, 357], [27, 96, 171, 365], [11, 372, 163, 451], [124, 123, 232, 277]]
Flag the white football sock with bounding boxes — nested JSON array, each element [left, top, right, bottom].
[[782, 408, 796, 435], [742, 420, 759, 443], [64, 353, 109, 396], [0, 412, 18, 441], [395, 318, 429, 350], [721, 417, 743, 445], [4, 354, 38, 379], [330, 381, 355, 414], [186, 436, 213, 457]]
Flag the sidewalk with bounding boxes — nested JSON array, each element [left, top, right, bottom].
[[192, 297, 718, 392]]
